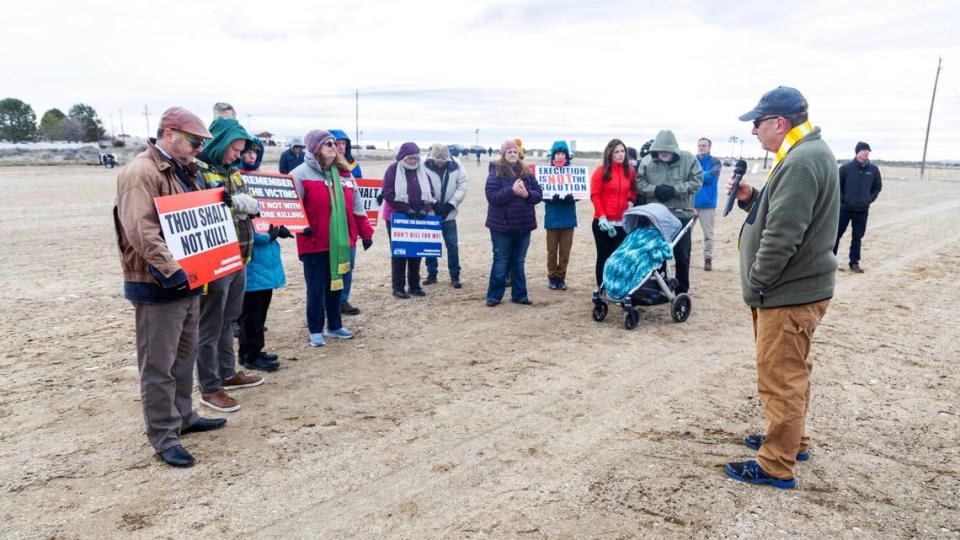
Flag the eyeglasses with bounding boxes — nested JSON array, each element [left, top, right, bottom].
[[752, 116, 780, 129], [177, 131, 205, 150]]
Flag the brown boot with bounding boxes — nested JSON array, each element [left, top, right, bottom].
[[704, 258, 712, 272], [200, 389, 240, 413], [222, 371, 263, 390]]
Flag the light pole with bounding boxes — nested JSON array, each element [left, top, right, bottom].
[[475, 128, 479, 145], [729, 135, 737, 159]]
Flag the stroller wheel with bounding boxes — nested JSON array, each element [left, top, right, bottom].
[[624, 308, 639, 330], [592, 301, 608, 322], [671, 293, 692, 323]]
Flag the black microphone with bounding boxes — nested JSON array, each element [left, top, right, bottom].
[[723, 159, 749, 217]]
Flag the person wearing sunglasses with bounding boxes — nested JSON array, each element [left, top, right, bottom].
[[193, 117, 264, 414], [114, 106, 227, 468], [724, 86, 839, 490], [290, 130, 373, 346]]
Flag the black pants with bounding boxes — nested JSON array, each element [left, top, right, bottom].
[[592, 219, 627, 287], [391, 258, 422, 291], [673, 217, 692, 293], [834, 208, 869, 264], [238, 289, 272, 363]]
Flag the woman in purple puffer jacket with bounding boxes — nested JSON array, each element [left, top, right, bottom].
[[484, 139, 543, 306]]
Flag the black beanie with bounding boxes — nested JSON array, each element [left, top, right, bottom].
[[855, 141, 871, 153]]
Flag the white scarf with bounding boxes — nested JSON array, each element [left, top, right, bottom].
[[394, 159, 435, 205]]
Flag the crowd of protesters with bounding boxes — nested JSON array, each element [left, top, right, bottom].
[[114, 91, 869, 494]]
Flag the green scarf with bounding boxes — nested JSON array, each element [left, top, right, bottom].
[[325, 166, 352, 291]]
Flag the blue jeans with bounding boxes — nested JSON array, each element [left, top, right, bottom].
[[425, 220, 461, 278], [341, 247, 357, 302], [300, 252, 343, 334], [487, 230, 531, 302]]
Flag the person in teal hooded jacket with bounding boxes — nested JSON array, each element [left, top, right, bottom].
[[236, 137, 292, 371], [194, 117, 264, 413], [543, 140, 577, 290]]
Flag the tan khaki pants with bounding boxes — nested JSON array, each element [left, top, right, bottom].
[[751, 299, 829, 479], [546, 228, 574, 279]]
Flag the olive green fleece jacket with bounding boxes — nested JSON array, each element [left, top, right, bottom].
[[635, 130, 703, 220], [738, 127, 840, 308]]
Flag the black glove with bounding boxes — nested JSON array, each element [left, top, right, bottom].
[[551, 194, 561, 202], [268, 224, 280, 242], [277, 225, 293, 239], [563, 193, 575, 202], [414, 209, 429, 219], [440, 202, 455, 217], [654, 184, 677, 202], [362, 238, 373, 251], [376, 193, 384, 205], [301, 226, 314, 236], [432, 202, 443, 215], [222, 190, 232, 207]]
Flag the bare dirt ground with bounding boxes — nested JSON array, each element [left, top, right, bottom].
[[0, 160, 958, 539]]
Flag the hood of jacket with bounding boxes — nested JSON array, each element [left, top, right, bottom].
[[198, 117, 253, 169], [239, 136, 264, 171], [549, 140, 572, 165], [649, 130, 680, 157], [396, 142, 420, 162], [329, 128, 356, 163]]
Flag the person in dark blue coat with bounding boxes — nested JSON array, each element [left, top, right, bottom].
[[484, 140, 543, 306], [834, 142, 882, 273], [278, 137, 305, 175], [543, 140, 578, 290]]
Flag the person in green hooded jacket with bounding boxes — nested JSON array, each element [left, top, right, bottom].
[[193, 117, 264, 414], [635, 129, 703, 293]]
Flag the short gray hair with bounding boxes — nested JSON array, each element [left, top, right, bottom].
[[213, 102, 236, 119]]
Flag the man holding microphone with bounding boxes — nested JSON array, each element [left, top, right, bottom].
[[724, 87, 839, 489]]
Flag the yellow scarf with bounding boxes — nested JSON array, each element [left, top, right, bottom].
[[767, 120, 813, 179]]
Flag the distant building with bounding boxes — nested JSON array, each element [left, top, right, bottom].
[[255, 131, 276, 146]]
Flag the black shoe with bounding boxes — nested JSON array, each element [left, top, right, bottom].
[[393, 289, 410, 299], [511, 298, 533, 305], [409, 288, 426, 297], [244, 355, 279, 372], [486, 299, 500, 307], [557, 279, 567, 290], [850, 262, 864, 273], [341, 301, 361, 315], [260, 352, 278, 362], [450, 277, 463, 288], [181, 417, 227, 435], [157, 444, 195, 467], [423, 273, 438, 285], [548, 278, 559, 290]]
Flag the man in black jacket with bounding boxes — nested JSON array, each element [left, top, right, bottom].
[[834, 141, 882, 273]]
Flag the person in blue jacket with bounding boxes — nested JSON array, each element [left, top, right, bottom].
[[237, 140, 292, 371], [543, 140, 577, 290], [693, 137, 721, 271]]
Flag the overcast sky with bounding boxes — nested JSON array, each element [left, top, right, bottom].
[[4, 0, 958, 159]]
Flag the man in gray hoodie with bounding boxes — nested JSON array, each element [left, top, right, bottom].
[[636, 130, 703, 293], [724, 86, 839, 489]]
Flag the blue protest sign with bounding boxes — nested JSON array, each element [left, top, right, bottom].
[[390, 215, 443, 257]]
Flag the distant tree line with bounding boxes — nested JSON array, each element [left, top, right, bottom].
[[0, 98, 105, 143]]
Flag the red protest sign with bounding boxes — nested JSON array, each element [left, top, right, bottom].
[[355, 178, 384, 228], [240, 171, 310, 233], [154, 188, 242, 289]]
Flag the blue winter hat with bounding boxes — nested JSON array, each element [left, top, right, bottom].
[[549, 140, 571, 162], [738, 86, 808, 121]]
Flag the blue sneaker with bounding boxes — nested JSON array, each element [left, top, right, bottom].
[[323, 327, 355, 340], [308, 333, 326, 347], [724, 460, 795, 489], [744, 434, 809, 461]]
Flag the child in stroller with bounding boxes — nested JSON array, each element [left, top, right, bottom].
[[592, 203, 696, 329]]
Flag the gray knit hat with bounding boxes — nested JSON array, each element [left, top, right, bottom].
[[427, 143, 450, 161]]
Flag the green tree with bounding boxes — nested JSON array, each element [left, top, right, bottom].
[[0, 98, 38, 142], [68, 103, 105, 142], [39, 108, 67, 141]]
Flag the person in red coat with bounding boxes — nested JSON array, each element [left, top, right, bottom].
[[590, 138, 636, 291]]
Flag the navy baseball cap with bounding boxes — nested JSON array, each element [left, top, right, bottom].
[[738, 86, 808, 121]]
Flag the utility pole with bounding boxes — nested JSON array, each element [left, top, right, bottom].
[[143, 105, 150, 138], [119, 108, 125, 140], [475, 128, 479, 145], [246, 114, 253, 133], [920, 57, 942, 180], [355, 89, 359, 157], [729, 135, 737, 159]]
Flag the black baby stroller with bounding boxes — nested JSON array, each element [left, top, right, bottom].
[[592, 203, 697, 330]]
